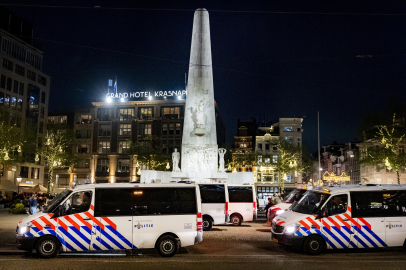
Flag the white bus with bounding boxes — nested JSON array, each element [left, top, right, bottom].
[[16, 183, 203, 258], [198, 183, 230, 231], [227, 185, 256, 225], [272, 184, 406, 255]]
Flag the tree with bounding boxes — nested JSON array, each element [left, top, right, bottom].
[[273, 138, 307, 191], [128, 135, 170, 172], [36, 130, 76, 193], [359, 114, 406, 184], [0, 122, 23, 165]]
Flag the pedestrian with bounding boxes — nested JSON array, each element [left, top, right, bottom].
[[264, 197, 273, 220], [29, 193, 38, 215]]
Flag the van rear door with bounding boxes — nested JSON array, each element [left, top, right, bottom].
[[383, 190, 406, 247], [199, 184, 228, 225]]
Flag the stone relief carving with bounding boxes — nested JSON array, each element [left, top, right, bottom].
[[182, 144, 217, 173]]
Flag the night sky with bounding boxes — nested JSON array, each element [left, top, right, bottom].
[[3, 0, 406, 152]]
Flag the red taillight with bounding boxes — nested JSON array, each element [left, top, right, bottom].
[[253, 202, 257, 213], [197, 212, 202, 232], [225, 202, 229, 215]]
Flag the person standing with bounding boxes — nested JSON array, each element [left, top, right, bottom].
[[264, 197, 273, 219], [29, 193, 38, 215]]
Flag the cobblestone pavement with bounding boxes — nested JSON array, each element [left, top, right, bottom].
[[1, 211, 406, 269]]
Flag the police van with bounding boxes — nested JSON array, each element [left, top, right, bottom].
[[198, 183, 230, 231], [272, 184, 406, 255], [227, 185, 256, 225], [16, 183, 203, 258], [268, 186, 308, 222]]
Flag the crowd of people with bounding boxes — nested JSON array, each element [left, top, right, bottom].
[[0, 192, 54, 214]]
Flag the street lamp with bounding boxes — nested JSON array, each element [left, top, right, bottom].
[[16, 175, 22, 194]]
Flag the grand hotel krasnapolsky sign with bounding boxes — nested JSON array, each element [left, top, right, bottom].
[[106, 90, 187, 99]]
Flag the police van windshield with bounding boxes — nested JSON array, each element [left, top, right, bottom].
[[283, 189, 307, 203], [291, 191, 330, 215], [43, 188, 72, 213]]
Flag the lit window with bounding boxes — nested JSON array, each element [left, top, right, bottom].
[[284, 126, 293, 132]]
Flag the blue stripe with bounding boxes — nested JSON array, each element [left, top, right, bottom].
[[70, 227, 91, 245], [323, 227, 347, 249], [315, 229, 337, 249], [81, 226, 91, 235], [295, 230, 303, 237], [106, 226, 136, 249], [26, 232, 34, 237], [354, 235, 369, 248], [96, 236, 114, 250], [300, 226, 311, 235], [92, 243, 102, 250], [99, 228, 125, 249], [354, 226, 378, 248], [44, 227, 67, 247], [31, 227, 45, 236], [332, 227, 357, 248], [342, 226, 353, 234], [59, 227, 88, 251], [362, 226, 387, 247]]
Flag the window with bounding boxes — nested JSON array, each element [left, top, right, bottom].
[[13, 80, 18, 93], [41, 92, 46, 103], [38, 75, 47, 86], [39, 122, 44, 134], [297, 128, 301, 132], [20, 166, 29, 178], [176, 123, 181, 135], [138, 123, 151, 135], [4, 94, 10, 107], [15, 65, 25, 76], [19, 82, 24, 95], [118, 141, 130, 154], [27, 70, 36, 81], [168, 123, 174, 135], [61, 191, 93, 216], [6, 77, 11, 91], [258, 155, 262, 163], [162, 107, 180, 119], [98, 108, 113, 121], [0, 75, 5, 89], [119, 124, 131, 135], [162, 123, 168, 135], [117, 159, 130, 172], [2, 58, 13, 71], [40, 106, 45, 119], [265, 144, 270, 150], [11, 96, 16, 109], [76, 114, 92, 124], [31, 168, 40, 179], [284, 126, 293, 132], [257, 143, 262, 150], [76, 144, 90, 153], [95, 189, 133, 217], [228, 186, 253, 202], [98, 141, 110, 154], [16, 99, 22, 111], [199, 184, 226, 203], [273, 155, 278, 163], [98, 124, 111, 136], [76, 159, 90, 168], [264, 158, 270, 164], [320, 194, 348, 217], [139, 107, 152, 120], [96, 159, 109, 172], [57, 175, 70, 189], [240, 143, 247, 148], [119, 108, 134, 121], [351, 191, 406, 217], [76, 129, 91, 139], [0, 92, 3, 105]]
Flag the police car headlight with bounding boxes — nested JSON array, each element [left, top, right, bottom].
[[283, 224, 299, 235], [18, 222, 32, 235], [275, 210, 284, 215]]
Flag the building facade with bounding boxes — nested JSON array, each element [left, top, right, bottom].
[[0, 7, 50, 196]]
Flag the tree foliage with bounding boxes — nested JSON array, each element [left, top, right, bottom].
[[0, 121, 23, 165], [359, 114, 406, 184], [128, 135, 170, 171]]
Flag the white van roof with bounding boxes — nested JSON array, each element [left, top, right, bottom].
[[312, 184, 406, 194], [72, 183, 197, 190]]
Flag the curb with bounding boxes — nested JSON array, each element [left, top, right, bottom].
[[0, 250, 28, 255]]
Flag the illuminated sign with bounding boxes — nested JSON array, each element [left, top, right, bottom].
[[106, 90, 186, 99], [323, 172, 351, 181], [134, 191, 143, 195]]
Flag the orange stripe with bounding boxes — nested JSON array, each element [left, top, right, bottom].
[[31, 220, 43, 231], [322, 219, 331, 231], [85, 212, 104, 230], [347, 206, 351, 212], [343, 213, 361, 230], [306, 217, 320, 230], [299, 220, 310, 231], [58, 219, 68, 231], [335, 215, 351, 230], [101, 217, 117, 230], [90, 204, 94, 211], [358, 218, 371, 230], [64, 216, 81, 231], [74, 214, 92, 230], [39, 216, 55, 231], [327, 217, 341, 230], [277, 221, 285, 226]]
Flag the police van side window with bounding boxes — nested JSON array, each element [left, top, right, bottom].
[[320, 194, 348, 217], [350, 191, 406, 218], [228, 186, 253, 203], [94, 189, 133, 217], [132, 188, 197, 216], [61, 191, 92, 216], [199, 185, 226, 203]]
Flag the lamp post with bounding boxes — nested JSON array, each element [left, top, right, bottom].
[[16, 175, 22, 194]]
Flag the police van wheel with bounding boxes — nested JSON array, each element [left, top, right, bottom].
[[36, 236, 60, 258], [303, 235, 326, 255], [203, 218, 213, 231], [157, 236, 178, 257], [230, 214, 242, 226]]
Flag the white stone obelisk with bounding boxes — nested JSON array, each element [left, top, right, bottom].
[[181, 8, 219, 181]]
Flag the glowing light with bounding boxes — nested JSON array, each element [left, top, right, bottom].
[[137, 168, 141, 175], [323, 171, 351, 181], [166, 162, 170, 170], [106, 97, 112, 103], [121, 98, 125, 102], [17, 145, 22, 153], [385, 157, 392, 171], [148, 96, 152, 100], [134, 191, 143, 195], [178, 96, 182, 100]]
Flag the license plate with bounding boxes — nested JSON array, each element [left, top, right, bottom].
[[273, 238, 278, 243]]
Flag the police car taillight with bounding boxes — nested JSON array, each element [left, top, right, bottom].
[[197, 212, 202, 232], [225, 202, 229, 215], [253, 202, 257, 213]]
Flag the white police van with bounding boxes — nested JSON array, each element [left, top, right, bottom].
[[227, 185, 256, 225], [198, 183, 230, 231], [272, 184, 406, 255], [16, 183, 203, 258]]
